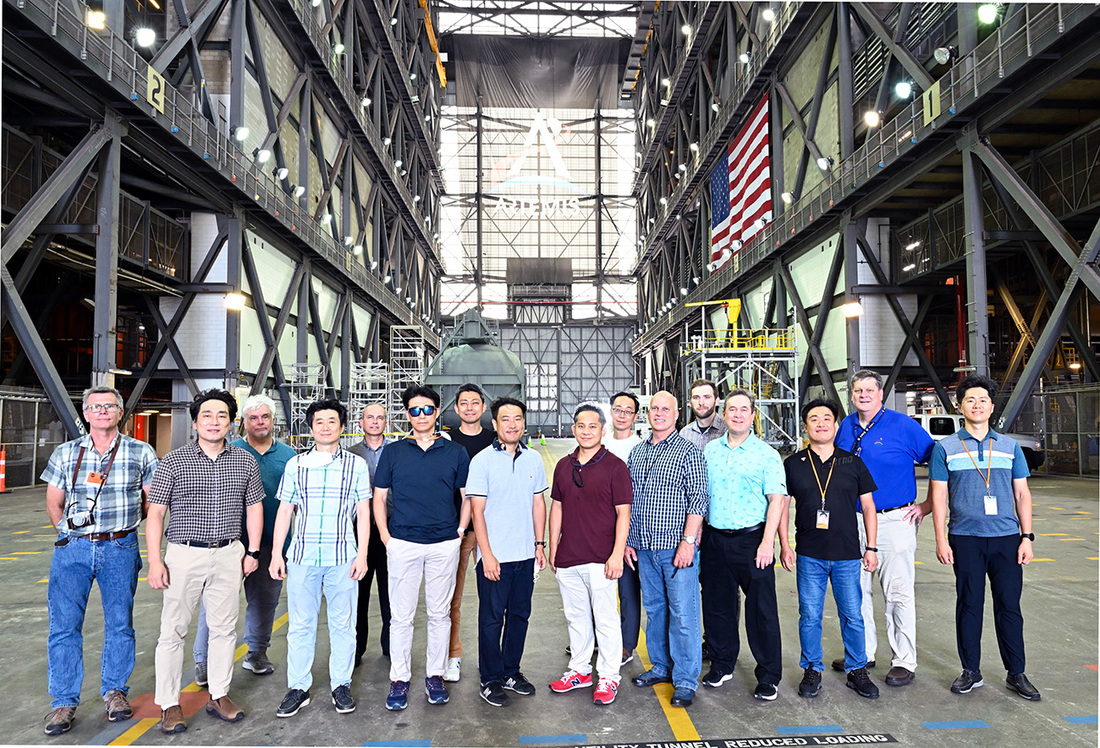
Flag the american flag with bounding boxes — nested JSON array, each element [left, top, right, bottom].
[[709, 95, 772, 270]]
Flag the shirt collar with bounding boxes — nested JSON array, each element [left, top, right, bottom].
[[80, 430, 123, 455], [720, 431, 755, 451], [492, 437, 525, 455], [958, 427, 998, 443]]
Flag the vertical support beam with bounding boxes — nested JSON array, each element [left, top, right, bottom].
[[92, 111, 125, 388], [229, 0, 246, 135], [958, 4, 978, 55], [340, 294, 352, 400], [768, 79, 785, 213], [224, 214, 243, 388], [475, 100, 484, 308], [960, 133, 989, 377], [837, 4, 855, 159], [298, 79, 312, 211], [594, 101, 603, 321], [298, 258, 311, 363], [841, 211, 861, 380]]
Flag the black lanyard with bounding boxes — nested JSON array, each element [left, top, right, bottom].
[[851, 407, 885, 456], [68, 437, 122, 515]]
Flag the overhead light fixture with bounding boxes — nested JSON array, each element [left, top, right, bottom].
[[1069, 361, 1082, 370], [233, 126, 250, 142], [977, 3, 1000, 24], [292, 185, 306, 197], [646, 118, 655, 127], [863, 110, 882, 127], [761, 7, 776, 22], [255, 148, 271, 163], [382, 136, 392, 146], [711, 102, 721, 113], [680, 287, 689, 296], [739, 52, 750, 64], [659, 197, 668, 206], [333, 42, 345, 55], [902, 263, 916, 271], [87, 9, 106, 29], [934, 45, 958, 65], [394, 159, 403, 169], [390, 16, 398, 25], [361, 96, 371, 108], [344, 236, 354, 246], [384, 274, 392, 283], [678, 163, 687, 172], [731, 239, 744, 250], [689, 142, 699, 152], [413, 195, 421, 202], [135, 27, 156, 47], [352, 244, 363, 256], [400, 168, 407, 176], [370, 259, 379, 269], [107, 368, 133, 376], [780, 191, 795, 204], [409, 72, 417, 81], [224, 292, 246, 311], [320, 212, 332, 225], [661, 77, 670, 87], [311, 0, 321, 6], [754, 218, 767, 230], [816, 156, 833, 170], [841, 300, 864, 318], [276, 167, 289, 180], [681, 23, 691, 35], [895, 80, 913, 99], [905, 240, 922, 250]]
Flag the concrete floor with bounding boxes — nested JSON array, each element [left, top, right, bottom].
[[1, 437, 1096, 747]]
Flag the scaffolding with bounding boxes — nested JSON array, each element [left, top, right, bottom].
[[680, 300, 800, 451], [388, 326, 427, 434], [286, 363, 327, 451], [345, 361, 389, 445]]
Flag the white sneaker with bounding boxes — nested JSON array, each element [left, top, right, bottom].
[[443, 657, 461, 682]]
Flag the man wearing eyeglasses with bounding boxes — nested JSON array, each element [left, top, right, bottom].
[[548, 404, 631, 706], [626, 391, 709, 708], [604, 392, 642, 666], [41, 386, 158, 736], [372, 385, 471, 711]]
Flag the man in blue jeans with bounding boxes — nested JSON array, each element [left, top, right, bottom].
[[625, 390, 709, 708], [40, 385, 158, 735], [782, 398, 880, 700]]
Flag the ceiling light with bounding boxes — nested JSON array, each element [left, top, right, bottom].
[[659, 197, 668, 206], [135, 27, 156, 47], [761, 7, 776, 22], [384, 274, 392, 283], [409, 72, 417, 81], [780, 191, 794, 204], [1069, 361, 1082, 370], [413, 195, 421, 202], [902, 263, 916, 271], [680, 287, 689, 296], [681, 24, 691, 35], [678, 163, 687, 172], [841, 300, 864, 318], [276, 167, 289, 180], [711, 102, 720, 113], [382, 136, 392, 146], [739, 52, 750, 64], [352, 244, 363, 255], [255, 148, 271, 163], [731, 239, 744, 250], [233, 126, 249, 142], [895, 80, 913, 99], [292, 185, 306, 197], [863, 110, 881, 127], [754, 218, 767, 230], [661, 77, 670, 87], [905, 240, 922, 250], [395, 285, 402, 293], [689, 142, 699, 152], [333, 42, 345, 55], [934, 45, 957, 65], [646, 118, 655, 127], [320, 212, 332, 224], [394, 159, 403, 169], [370, 260, 379, 269], [361, 96, 371, 107], [344, 236, 354, 246], [224, 292, 246, 311], [87, 9, 106, 29], [816, 156, 833, 170], [390, 16, 398, 25], [978, 3, 1000, 24], [108, 368, 133, 376], [311, 0, 321, 6]]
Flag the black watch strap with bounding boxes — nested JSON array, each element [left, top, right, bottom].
[[245, 549, 261, 559], [1020, 533, 1035, 541]]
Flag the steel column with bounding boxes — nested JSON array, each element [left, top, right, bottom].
[[960, 133, 990, 377], [92, 111, 125, 387]]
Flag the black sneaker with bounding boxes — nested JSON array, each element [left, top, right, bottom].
[[479, 681, 511, 707], [798, 668, 822, 698], [950, 669, 984, 694], [753, 682, 778, 701], [276, 689, 310, 718], [332, 684, 356, 713], [846, 667, 880, 699], [702, 667, 733, 688], [503, 673, 536, 696], [1006, 672, 1040, 701]]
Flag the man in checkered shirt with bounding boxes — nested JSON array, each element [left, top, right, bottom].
[[146, 389, 264, 734], [40, 385, 158, 736], [625, 390, 709, 709]]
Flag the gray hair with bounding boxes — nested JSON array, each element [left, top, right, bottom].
[[849, 369, 884, 390], [573, 402, 606, 427], [241, 393, 277, 419], [82, 385, 123, 411], [724, 387, 756, 412]]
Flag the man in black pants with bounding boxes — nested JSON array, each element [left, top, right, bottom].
[[348, 403, 393, 664]]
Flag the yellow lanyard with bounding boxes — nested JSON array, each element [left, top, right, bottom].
[[961, 436, 993, 492], [807, 450, 835, 511]]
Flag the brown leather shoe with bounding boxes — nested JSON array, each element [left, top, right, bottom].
[[885, 666, 915, 686], [206, 695, 245, 722], [160, 705, 187, 734]]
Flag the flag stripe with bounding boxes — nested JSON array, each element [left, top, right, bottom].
[[710, 95, 772, 266]]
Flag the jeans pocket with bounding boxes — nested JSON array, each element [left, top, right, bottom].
[[110, 533, 139, 550]]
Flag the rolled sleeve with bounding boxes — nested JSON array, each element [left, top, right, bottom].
[[684, 449, 710, 517]]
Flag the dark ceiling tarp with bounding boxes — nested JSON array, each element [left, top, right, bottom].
[[448, 35, 629, 109]]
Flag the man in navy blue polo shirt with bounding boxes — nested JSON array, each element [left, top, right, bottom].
[[373, 385, 471, 711], [930, 374, 1039, 701], [832, 370, 934, 686]]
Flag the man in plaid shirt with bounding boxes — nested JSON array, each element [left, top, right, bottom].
[[40, 386, 158, 736], [269, 398, 372, 718]]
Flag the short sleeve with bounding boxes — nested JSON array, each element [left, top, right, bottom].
[[41, 445, 70, 491], [243, 459, 264, 506], [533, 453, 549, 494], [276, 459, 298, 505], [147, 457, 175, 506], [1011, 441, 1031, 480], [373, 447, 394, 489], [906, 417, 936, 463], [140, 444, 159, 486], [929, 442, 949, 482], [683, 448, 710, 517], [763, 448, 787, 496], [465, 452, 489, 498], [455, 446, 470, 489], [611, 459, 633, 506], [854, 456, 878, 495]]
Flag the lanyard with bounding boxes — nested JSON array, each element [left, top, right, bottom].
[[807, 449, 835, 512], [851, 407, 885, 456], [960, 435, 993, 492], [69, 437, 122, 515]]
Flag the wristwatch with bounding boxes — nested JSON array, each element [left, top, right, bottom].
[[865, 546, 879, 553], [534, 541, 546, 547], [681, 534, 697, 545], [245, 549, 261, 559], [1020, 533, 1035, 541]]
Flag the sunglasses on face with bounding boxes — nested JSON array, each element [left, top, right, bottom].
[[408, 405, 437, 417]]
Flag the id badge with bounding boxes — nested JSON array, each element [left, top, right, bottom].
[[984, 495, 997, 515], [816, 510, 830, 530], [85, 471, 105, 487]]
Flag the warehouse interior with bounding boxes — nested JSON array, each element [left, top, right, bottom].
[[1, 0, 1098, 746]]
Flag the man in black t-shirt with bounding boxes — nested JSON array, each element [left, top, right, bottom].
[[443, 383, 496, 683], [781, 399, 880, 701]]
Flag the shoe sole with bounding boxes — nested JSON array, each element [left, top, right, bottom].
[[621, 655, 634, 666], [332, 699, 356, 714], [669, 699, 693, 707], [886, 676, 915, 687], [205, 705, 244, 722], [846, 682, 880, 699], [243, 662, 274, 675], [832, 660, 875, 672], [106, 711, 133, 722], [442, 673, 460, 683], [951, 679, 984, 694], [385, 700, 408, 711], [632, 678, 672, 688], [754, 690, 778, 701], [479, 692, 510, 707], [160, 723, 187, 734], [425, 687, 450, 705], [1007, 684, 1040, 701], [44, 724, 72, 736], [550, 681, 593, 693], [703, 672, 733, 688], [277, 697, 310, 718], [798, 685, 821, 698], [503, 684, 535, 695]]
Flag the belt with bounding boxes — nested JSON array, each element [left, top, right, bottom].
[[177, 538, 235, 549], [878, 502, 915, 514], [705, 522, 764, 537], [80, 528, 136, 542]]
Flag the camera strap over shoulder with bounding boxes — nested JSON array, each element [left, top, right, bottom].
[[70, 438, 122, 514]]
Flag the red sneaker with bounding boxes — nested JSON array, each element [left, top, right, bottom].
[[548, 670, 593, 693], [593, 677, 618, 705]]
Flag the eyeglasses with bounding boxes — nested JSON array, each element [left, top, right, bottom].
[[571, 464, 584, 488], [85, 404, 120, 414], [611, 407, 635, 416], [408, 405, 437, 417]]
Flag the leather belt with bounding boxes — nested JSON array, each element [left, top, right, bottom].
[[878, 502, 915, 514], [82, 528, 136, 542], [177, 538, 235, 549], [706, 522, 764, 537]]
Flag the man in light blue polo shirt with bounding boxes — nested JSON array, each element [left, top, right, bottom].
[[468, 396, 548, 708], [930, 374, 1039, 702], [701, 388, 787, 701]]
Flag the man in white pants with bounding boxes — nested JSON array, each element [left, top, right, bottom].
[[548, 404, 632, 705], [832, 370, 934, 686]]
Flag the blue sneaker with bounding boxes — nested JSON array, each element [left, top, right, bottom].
[[425, 675, 449, 705], [385, 680, 409, 711]]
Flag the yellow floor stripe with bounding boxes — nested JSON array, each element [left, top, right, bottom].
[[0, 557, 17, 561], [110, 717, 158, 745], [1049, 506, 1066, 511], [636, 630, 700, 740], [1031, 558, 1054, 562], [1059, 538, 1086, 541], [1041, 533, 1068, 536], [1087, 557, 1099, 561], [12, 530, 28, 534], [12, 550, 42, 554]]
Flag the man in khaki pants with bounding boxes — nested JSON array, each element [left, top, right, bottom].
[[146, 389, 264, 733]]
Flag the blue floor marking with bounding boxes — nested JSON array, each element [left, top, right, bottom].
[[85, 718, 134, 745], [923, 720, 990, 729], [363, 741, 432, 747], [1064, 716, 1098, 724], [776, 725, 843, 735], [519, 735, 587, 745]]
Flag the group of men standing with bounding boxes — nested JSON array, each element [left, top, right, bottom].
[[41, 366, 1040, 735]]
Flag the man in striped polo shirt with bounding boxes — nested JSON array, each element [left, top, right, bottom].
[[930, 374, 1040, 701], [270, 398, 372, 718]]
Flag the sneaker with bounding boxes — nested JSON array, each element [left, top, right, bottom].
[[205, 694, 244, 722], [104, 690, 133, 722], [479, 681, 511, 707], [194, 661, 208, 687], [276, 689, 310, 718], [243, 649, 275, 675], [832, 657, 874, 672], [443, 656, 461, 682], [621, 649, 634, 666], [702, 667, 733, 688], [798, 667, 822, 698], [669, 687, 694, 707], [503, 673, 536, 696], [754, 682, 778, 701], [425, 675, 449, 705], [846, 667, 880, 699], [44, 706, 76, 736], [549, 670, 594, 693], [1006, 672, 1041, 701], [159, 705, 186, 734], [950, 669, 984, 694], [593, 677, 618, 705], [385, 680, 409, 711], [332, 684, 356, 713]]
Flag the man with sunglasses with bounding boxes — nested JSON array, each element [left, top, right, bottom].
[[548, 404, 632, 706], [467, 397, 548, 707], [372, 385, 471, 711], [41, 386, 158, 735]]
